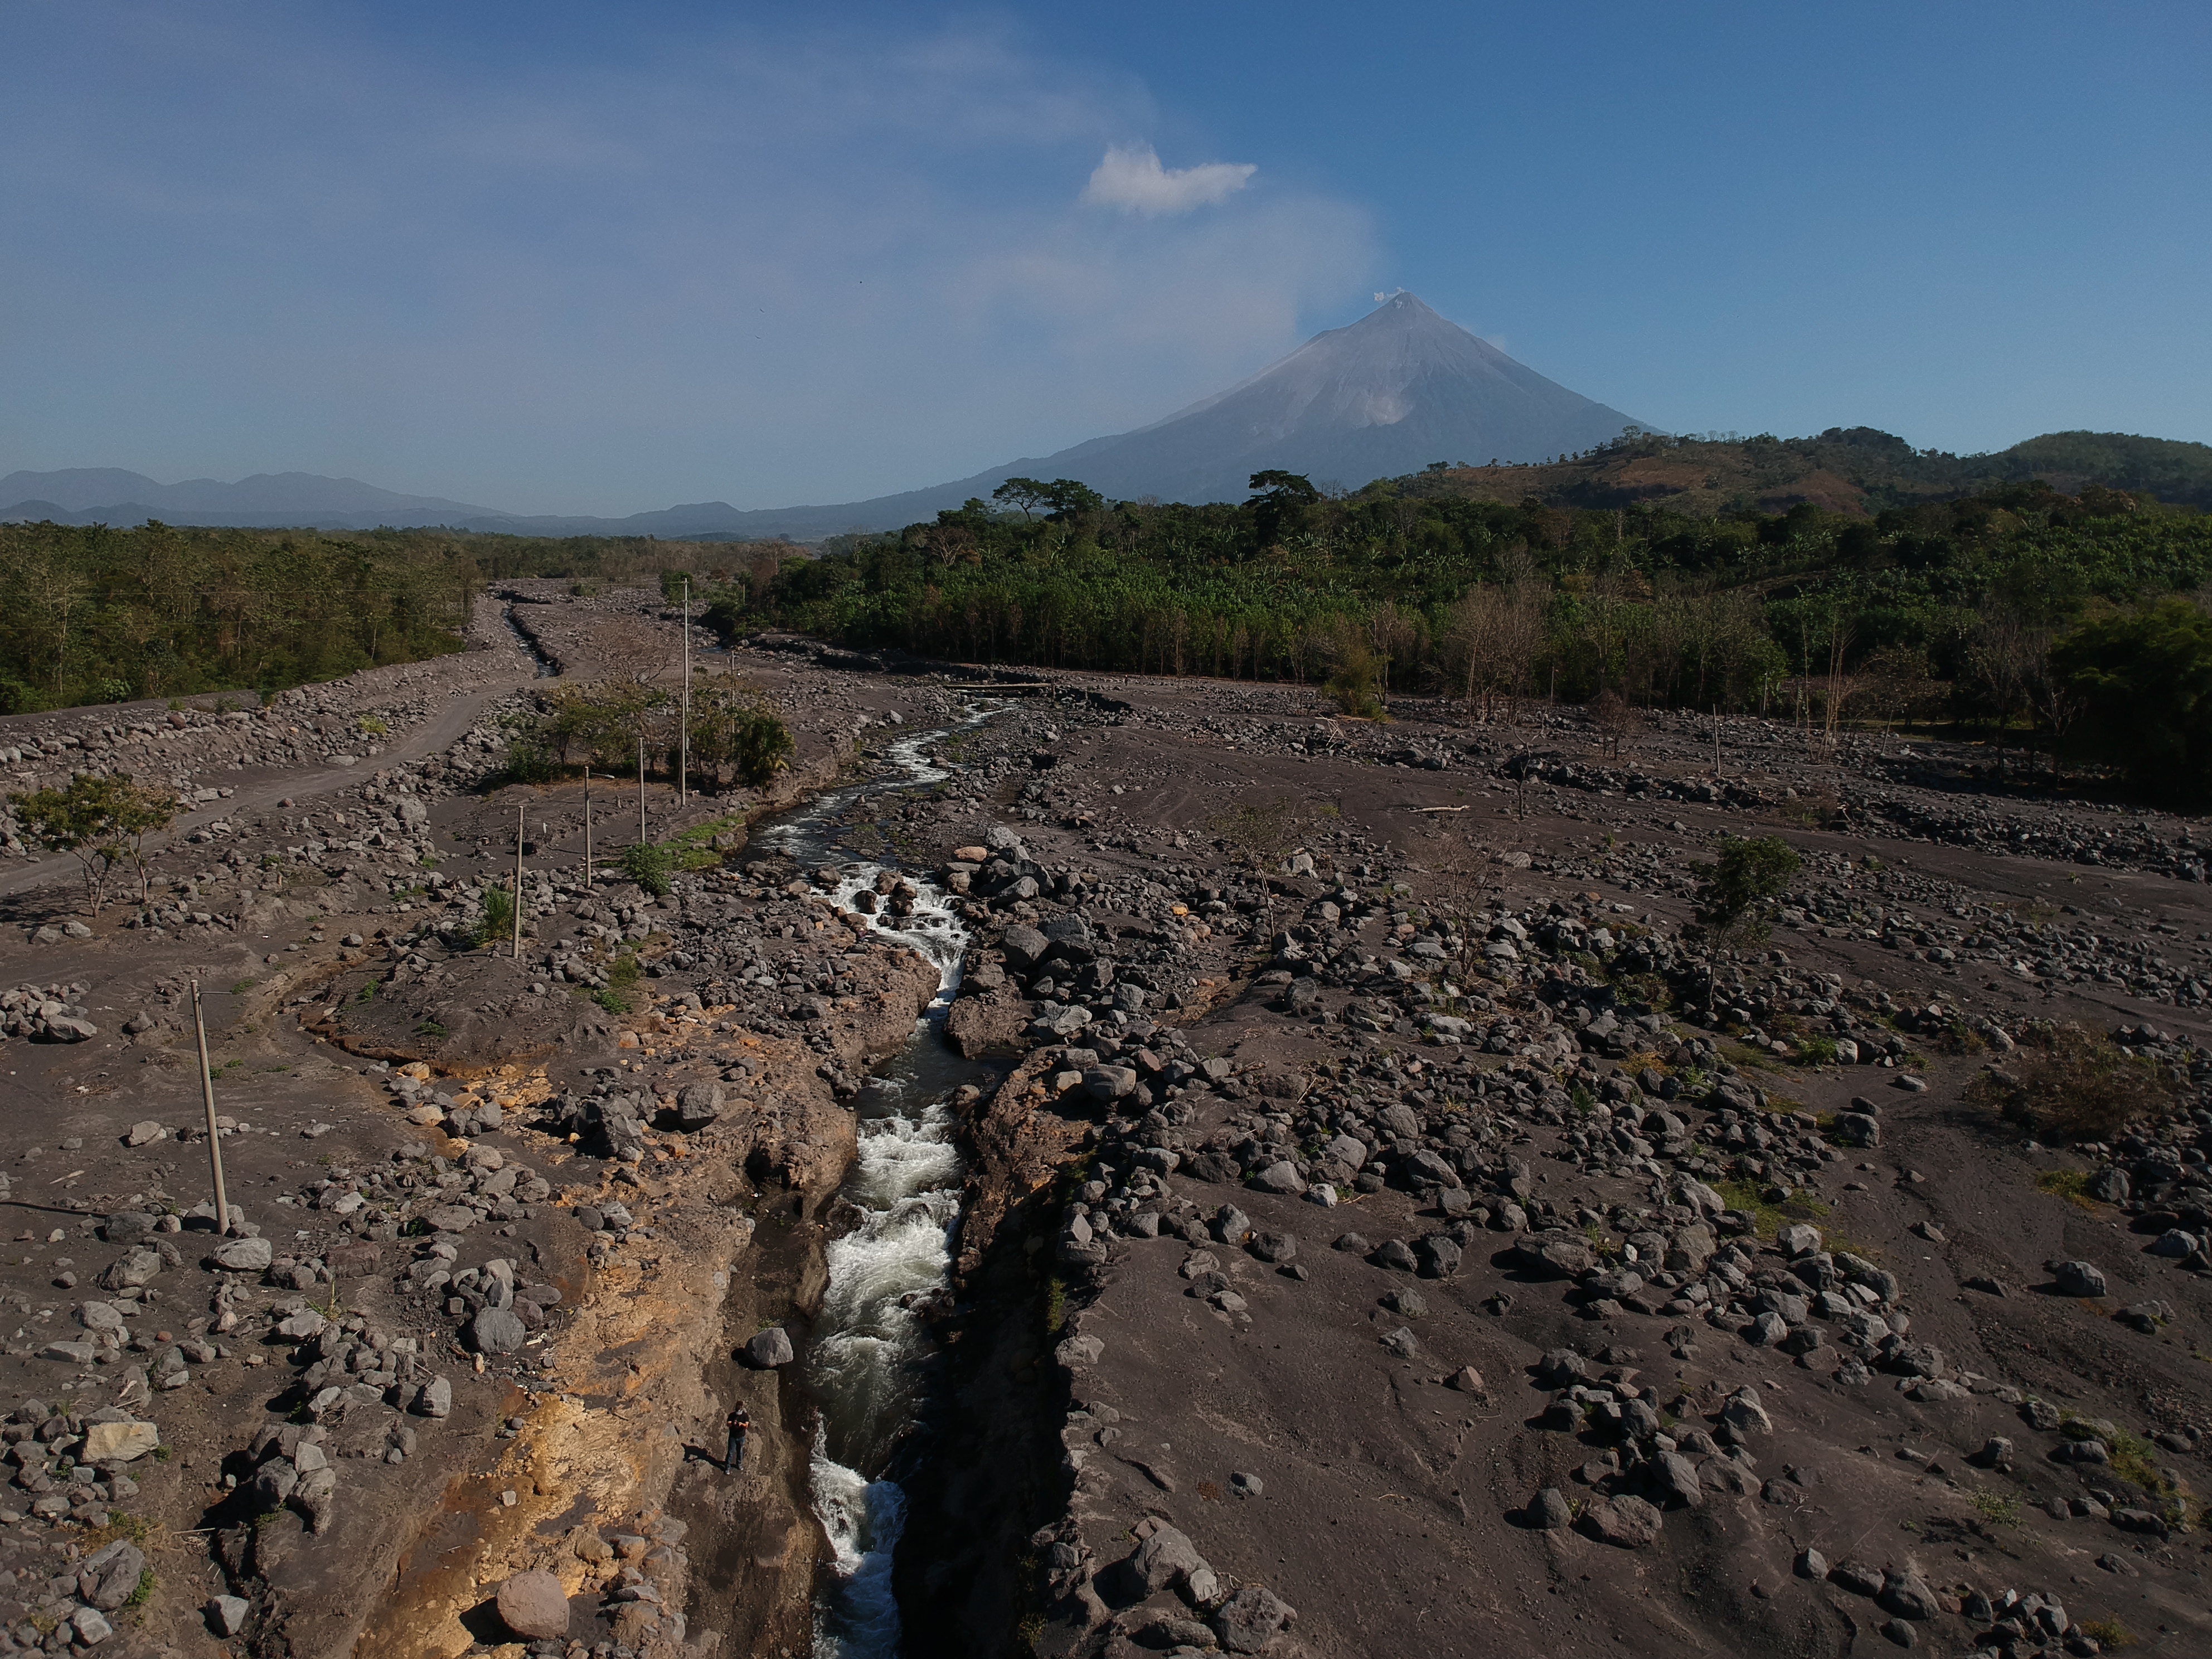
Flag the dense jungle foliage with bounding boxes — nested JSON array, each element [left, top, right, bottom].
[[694, 438, 2212, 802]]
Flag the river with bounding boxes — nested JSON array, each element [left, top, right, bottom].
[[749, 710, 1002, 1658]]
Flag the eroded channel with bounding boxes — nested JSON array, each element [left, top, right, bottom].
[[749, 710, 1002, 1657]]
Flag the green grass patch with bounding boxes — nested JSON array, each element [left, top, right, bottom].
[[1713, 1178, 1828, 1238], [1044, 1277, 1068, 1336], [1967, 1486, 2021, 1526], [229, 979, 256, 996], [2034, 1168, 2099, 1210]]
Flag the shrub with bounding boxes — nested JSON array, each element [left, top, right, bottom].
[[497, 737, 561, 785], [1324, 634, 1386, 719], [620, 841, 675, 898], [478, 884, 516, 948], [1691, 835, 1801, 949], [1975, 1024, 2172, 1142], [731, 707, 795, 786]]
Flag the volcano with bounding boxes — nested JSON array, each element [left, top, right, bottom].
[[1018, 291, 1645, 503]]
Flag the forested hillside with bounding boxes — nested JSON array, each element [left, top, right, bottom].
[[701, 435, 2212, 801]]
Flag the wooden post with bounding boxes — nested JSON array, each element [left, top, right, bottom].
[[1713, 706, 1722, 779], [637, 733, 647, 845], [679, 576, 690, 809], [584, 775, 593, 886], [190, 980, 231, 1238], [512, 802, 524, 959]]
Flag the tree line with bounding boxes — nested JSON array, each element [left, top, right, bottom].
[[697, 468, 2212, 804]]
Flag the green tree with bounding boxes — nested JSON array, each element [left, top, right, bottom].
[[7, 773, 172, 914], [103, 776, 180, 904], [991, 478, 1053, 518], [2051, 598, 2212, 805], [1247, 469, 1321, 547], [1691, 835, 1801, 950]]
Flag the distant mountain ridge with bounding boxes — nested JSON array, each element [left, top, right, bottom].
[[9, 294, 2210, 536], [1393, 426, 2212, 518], [2, 295, 1647, 537], [0, 468, 495, 522]]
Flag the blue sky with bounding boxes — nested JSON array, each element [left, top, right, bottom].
[[3, 1, 2207, 514]]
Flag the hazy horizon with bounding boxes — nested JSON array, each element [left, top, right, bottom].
[[4, 2, 2208, 516]]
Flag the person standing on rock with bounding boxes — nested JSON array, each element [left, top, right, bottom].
[[725, 1403, 751, 1474]]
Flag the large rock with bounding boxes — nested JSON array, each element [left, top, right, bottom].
[[999, 925, 1049, 971], [423, 1204, 479, 1234], [1127, 1526, 1207, 1595], [1776, 1223, 1823, 1257], [496, 1570, 572, 1640], [211, 1236, 274, 1272], [205, 1595, 251, 1637], [469, 1307, 528, 1355], [77, 1540, 145, 1611], [1721, 1386, 1775, 1434], [1879, 1570, 1942, 1621], [1527, 1487, 1573, 1529], [99, 1249, 162, 1292], [1082, 1065, 1138, 1103], [1578, 1494, 1663, 1548], [1213, 1584, 1294, 1653], [81, 1422, 160, 1463], [672, 1083, 724, 1131], [414, 1377, 453, 1418], [2052, 1260, 2108, 1298], [945, 994, 1030, 1058], [745, 1327, 795, 1368], [1650, 1451, 1704, 1508]]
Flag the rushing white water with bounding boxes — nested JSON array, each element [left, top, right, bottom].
[[808, 1088, 964, 1659], [755, 704, 1003, 1659]]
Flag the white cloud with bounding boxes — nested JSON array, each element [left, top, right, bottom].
[[1080, 143, 1257, 216]]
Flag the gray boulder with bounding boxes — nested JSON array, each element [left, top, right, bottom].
[[745, 1327, 796, 1368], [1000, 925, 1049, 971], [206, 1595, 251, 1637], [2052, 1260, 2108, 1298], [1082, 1065, 1137, 1103], [672, 1082, 724, 1131], [77, 1539, 145, 1611], [1527, 1487, 1573, 1529], [1212, 1584, 1295, 1653], [1127, 1525, 1207, 1595], [211, 1236, 274, 1272], [469, 1307, 528, 1355]]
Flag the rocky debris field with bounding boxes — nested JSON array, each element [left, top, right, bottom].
[[0, 590, 2205, 1659]]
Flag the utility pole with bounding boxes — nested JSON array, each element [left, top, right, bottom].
[[679, 575, 691, 809], [512, 802, 525, 959], [584, 773, 594, 886], [190, 980, 232, 1238], [1713, 705, 1723, 779], [637, 732, 647, 846]]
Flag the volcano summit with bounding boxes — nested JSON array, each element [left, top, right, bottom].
[[1014, 290, 1646, 503]]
